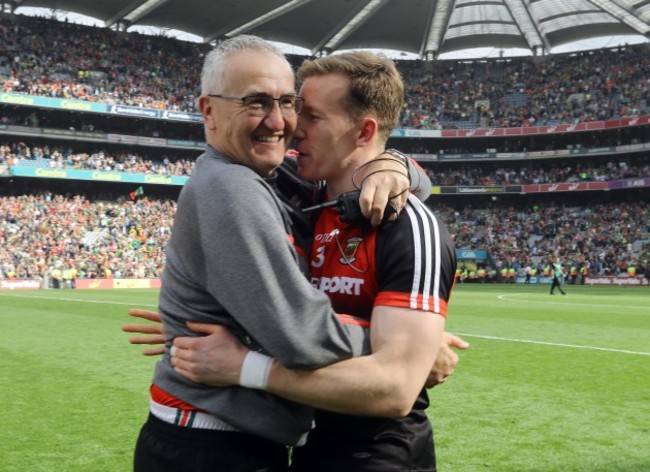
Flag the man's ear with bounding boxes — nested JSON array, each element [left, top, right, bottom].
[[355, 117, 378, 147], [199, 96, 217, 130]]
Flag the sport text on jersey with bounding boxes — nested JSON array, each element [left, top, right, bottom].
[[311, 276, 365, 295]]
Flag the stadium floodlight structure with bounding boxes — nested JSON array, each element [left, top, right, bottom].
[[589, 0, 650, 35], [106, 0, 172, 30], [204, 0, 308, 45], [314, 0, 389, 56]]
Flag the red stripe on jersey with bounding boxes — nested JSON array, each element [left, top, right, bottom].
[[293, 243, 307, 262], [151, 384, 199, 410], [337, 313, 371, 328], [375, 291, 448, 317], [288, 232, 310, 265]]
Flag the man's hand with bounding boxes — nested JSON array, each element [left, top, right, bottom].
[[358, 153, 410, 226], [122, 308, 165, 356], [171, 322, 249, 387], [425, 332, 470, 388]]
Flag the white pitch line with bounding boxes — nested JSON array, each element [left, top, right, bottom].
[[3, 293, 647, 356], [496, 294, 650, 311], [454, 332, 650, 356], [0, 293, 157, 308]]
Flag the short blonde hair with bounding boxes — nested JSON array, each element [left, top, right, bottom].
[[297, 51, 404, 141]]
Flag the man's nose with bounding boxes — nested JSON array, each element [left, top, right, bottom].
[[264, 101, 287, 129]]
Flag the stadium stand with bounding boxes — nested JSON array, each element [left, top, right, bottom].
[[0, 11, 648, 287]]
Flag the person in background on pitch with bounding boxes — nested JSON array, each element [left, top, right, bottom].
[[550, 257, 567, 295], [130, 35, 462, 472], [163, 51, 458, 472]]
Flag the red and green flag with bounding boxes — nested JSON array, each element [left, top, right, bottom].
[[129, 186, 144, 201]]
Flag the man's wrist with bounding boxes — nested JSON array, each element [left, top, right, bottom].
[[353, 149, 411, 192], [384, 149, 412, 187], [383, 149, 409, 169], [239, 351, 273, 390]]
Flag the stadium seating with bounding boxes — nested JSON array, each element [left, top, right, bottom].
[[0, 12, 648, 282]]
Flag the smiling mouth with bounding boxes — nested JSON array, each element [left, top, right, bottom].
[[257, 135, 283, 143]]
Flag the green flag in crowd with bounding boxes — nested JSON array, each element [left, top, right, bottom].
[[129, 186, 144, 201]]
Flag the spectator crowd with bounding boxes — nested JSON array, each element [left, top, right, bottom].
[[437, 201, 649, 282], [398, 44, 649, 129], [425, 156, 650, 186], [0, 193, 174, 283], [2, 139, 648, 187], [0, 13, 648, 286], [1, 12, 648, 130], [0, 191, 647, 284], [0, 141, 195, 176], [1, 12, 201, 112]]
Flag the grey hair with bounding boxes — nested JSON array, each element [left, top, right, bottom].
[[200, 35, 293, 95]]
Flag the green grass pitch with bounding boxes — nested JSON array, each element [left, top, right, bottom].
[[1, 284, 648, 471]]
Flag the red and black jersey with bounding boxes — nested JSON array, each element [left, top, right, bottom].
[[301, 194, 457, 453], [309, 194, 456, 323]]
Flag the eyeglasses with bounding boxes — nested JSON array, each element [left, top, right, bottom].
[[208, 94, 304, 117]]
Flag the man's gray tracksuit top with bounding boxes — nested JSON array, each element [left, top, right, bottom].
[[152, 146, 368, 445]]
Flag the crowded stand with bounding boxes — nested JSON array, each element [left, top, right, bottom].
[[424, 155, 650, 186], [1, 12, 649, 130], [1, 191, 646, 284], [0, 140, 195, 176], [398, 44, 649, 129], [436, 200, 649, 281], [0, 11, 648, 286], [2, 139, 649, 186], [0, 13, 202, 113], [0, 192, 173, 283], [0, 102, 204, 141]]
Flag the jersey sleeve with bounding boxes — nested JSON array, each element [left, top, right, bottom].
[[374, 195, 457, 317]]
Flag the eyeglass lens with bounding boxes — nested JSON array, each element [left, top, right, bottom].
[[243, 95, 303, 116]]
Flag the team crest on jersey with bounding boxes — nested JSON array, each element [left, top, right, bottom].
[[339, 236, 363, 264]]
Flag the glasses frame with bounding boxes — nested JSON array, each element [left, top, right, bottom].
[[208, 93, 304, 117]]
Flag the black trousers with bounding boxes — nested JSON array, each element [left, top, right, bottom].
[[290, 409, 436, 472], [134, 413, 289, 472], [550, 277, 565, 294]]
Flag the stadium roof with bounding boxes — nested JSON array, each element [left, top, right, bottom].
[[8, 0, 650, 59]]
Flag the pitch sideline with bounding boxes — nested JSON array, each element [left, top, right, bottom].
[[454, 332, 650, 356], [3, 292, 648, 356], [497, 293, 650, 312]]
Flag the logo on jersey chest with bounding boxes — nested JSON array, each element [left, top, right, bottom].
[[339, 236, 363, 265], [312, 231, 366, 269]]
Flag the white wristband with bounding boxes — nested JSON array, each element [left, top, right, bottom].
[[239, 351, 273, 390]]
